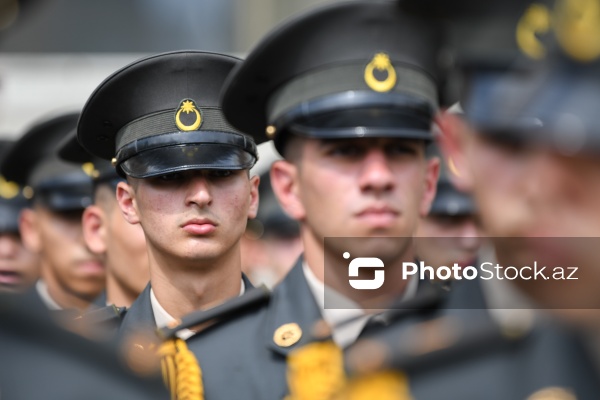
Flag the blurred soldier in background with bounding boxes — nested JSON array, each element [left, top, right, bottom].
[[0, 113, 105, 313], [335, 1, 600, 398], [440, 0, 600, 358], [59, 131, 149, 309], [416, 143, 482, 272], [242, 171, 302, 287], [0, 293, 167, 399], [0, 139, 39, 293]]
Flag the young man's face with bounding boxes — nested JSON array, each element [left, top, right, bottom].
[[272, 137, 438, 260], [416, 214, 482, 269], [0, 231, 39, 292], [117, 169, 259, 266], [105, 196, 149, 295], [21, 207, 105, 300], [441, 113, 600, 311], [442, 114, 600, 239], [83, 185, 149, 300]]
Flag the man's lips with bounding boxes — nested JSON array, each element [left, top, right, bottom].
[[0, 270, 22, 286], [181, 218, 218, 235], [355, 206, 399, 226], [77, 261, 105, 276]]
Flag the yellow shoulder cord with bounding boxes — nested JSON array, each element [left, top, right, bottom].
[[331, 371, 413, 400], [286, 340, 347, 400], [157, 338, 204, 400]]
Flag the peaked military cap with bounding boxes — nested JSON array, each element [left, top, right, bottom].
[[0, 140, 30, 232], [58, 129, 123, 191], [439, 0, 600, 153], [77, 51, 258, 179], [0, 113, 93, 211], [221, 0, 442, 154]]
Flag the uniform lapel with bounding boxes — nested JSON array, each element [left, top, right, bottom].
[[118, 283, 156, 340], [264, 256, 323, 357]]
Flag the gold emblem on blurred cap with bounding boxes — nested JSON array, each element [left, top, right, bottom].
[[527, 387, 577, 400], [81, 162, 100, 179], [364, 53, 397, 93], [516, 3, 551, 59], [273, 322, 302, 347], [554, 0, 600, 62], [0, 176, 19, 199], [175, 99, 202, 132], [516, 0, 600, 62]]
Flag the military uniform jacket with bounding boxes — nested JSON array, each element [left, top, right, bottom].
[[117, 273, 255, 342], [179, 259, 319, 400], [178, 257, 446, 400]]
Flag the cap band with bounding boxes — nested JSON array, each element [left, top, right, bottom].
[[267, 61, 438, 125], [116, 107, 243, 150]]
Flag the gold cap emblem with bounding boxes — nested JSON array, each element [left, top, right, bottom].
[[554, 0, 600, 62], [364, 53, 397, 93], [273, 323, 302, 347], [175, 99, 202, 132], [22, 186, 34, 199], [81, 162, 100, 179], [516, 0, 600, 62], [266, 125, 276, 139], [527, 387, 576, 400], [516, 4, 551, 59], [0, 176, 19, 199]]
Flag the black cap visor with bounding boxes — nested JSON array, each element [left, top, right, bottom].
[[430, 190, 476, 216], [0, 199, 28, 233], [274, 91, 434, 151], [120, 143, 257, 179]]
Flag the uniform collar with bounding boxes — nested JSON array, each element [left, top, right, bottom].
[[35, 280, 62, 310], [302, 261, 368, 348], [150, 279, 246, 340], [302, 261, 419, 348]]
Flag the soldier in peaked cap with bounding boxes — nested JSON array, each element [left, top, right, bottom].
[[330, 1, 600, 399], [0, 113, 104, 313], [77, 51, 262, 354], [0, 140, 39, 293], [150, 2, 447, 399], [436, 0, 600, 318], [415, 141, 482, 274], [438, 0, 600, 367], [59, 132, 149, 311]]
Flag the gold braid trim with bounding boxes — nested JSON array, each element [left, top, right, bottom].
[[332, 371, 413, 400], [286, 341, 347, 400], [158, 338, 204, 400]]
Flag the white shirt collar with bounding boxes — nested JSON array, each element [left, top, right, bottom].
[[303, 262, 418, 348], [150, 279, 246, 340], [477, 244, 538, 331], [36, 280, 62, 310], [303, 261, 367, 348]]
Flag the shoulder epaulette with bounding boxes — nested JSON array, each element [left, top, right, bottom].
[[77, 304, 127, 325], [156, 285, 271, 340]]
